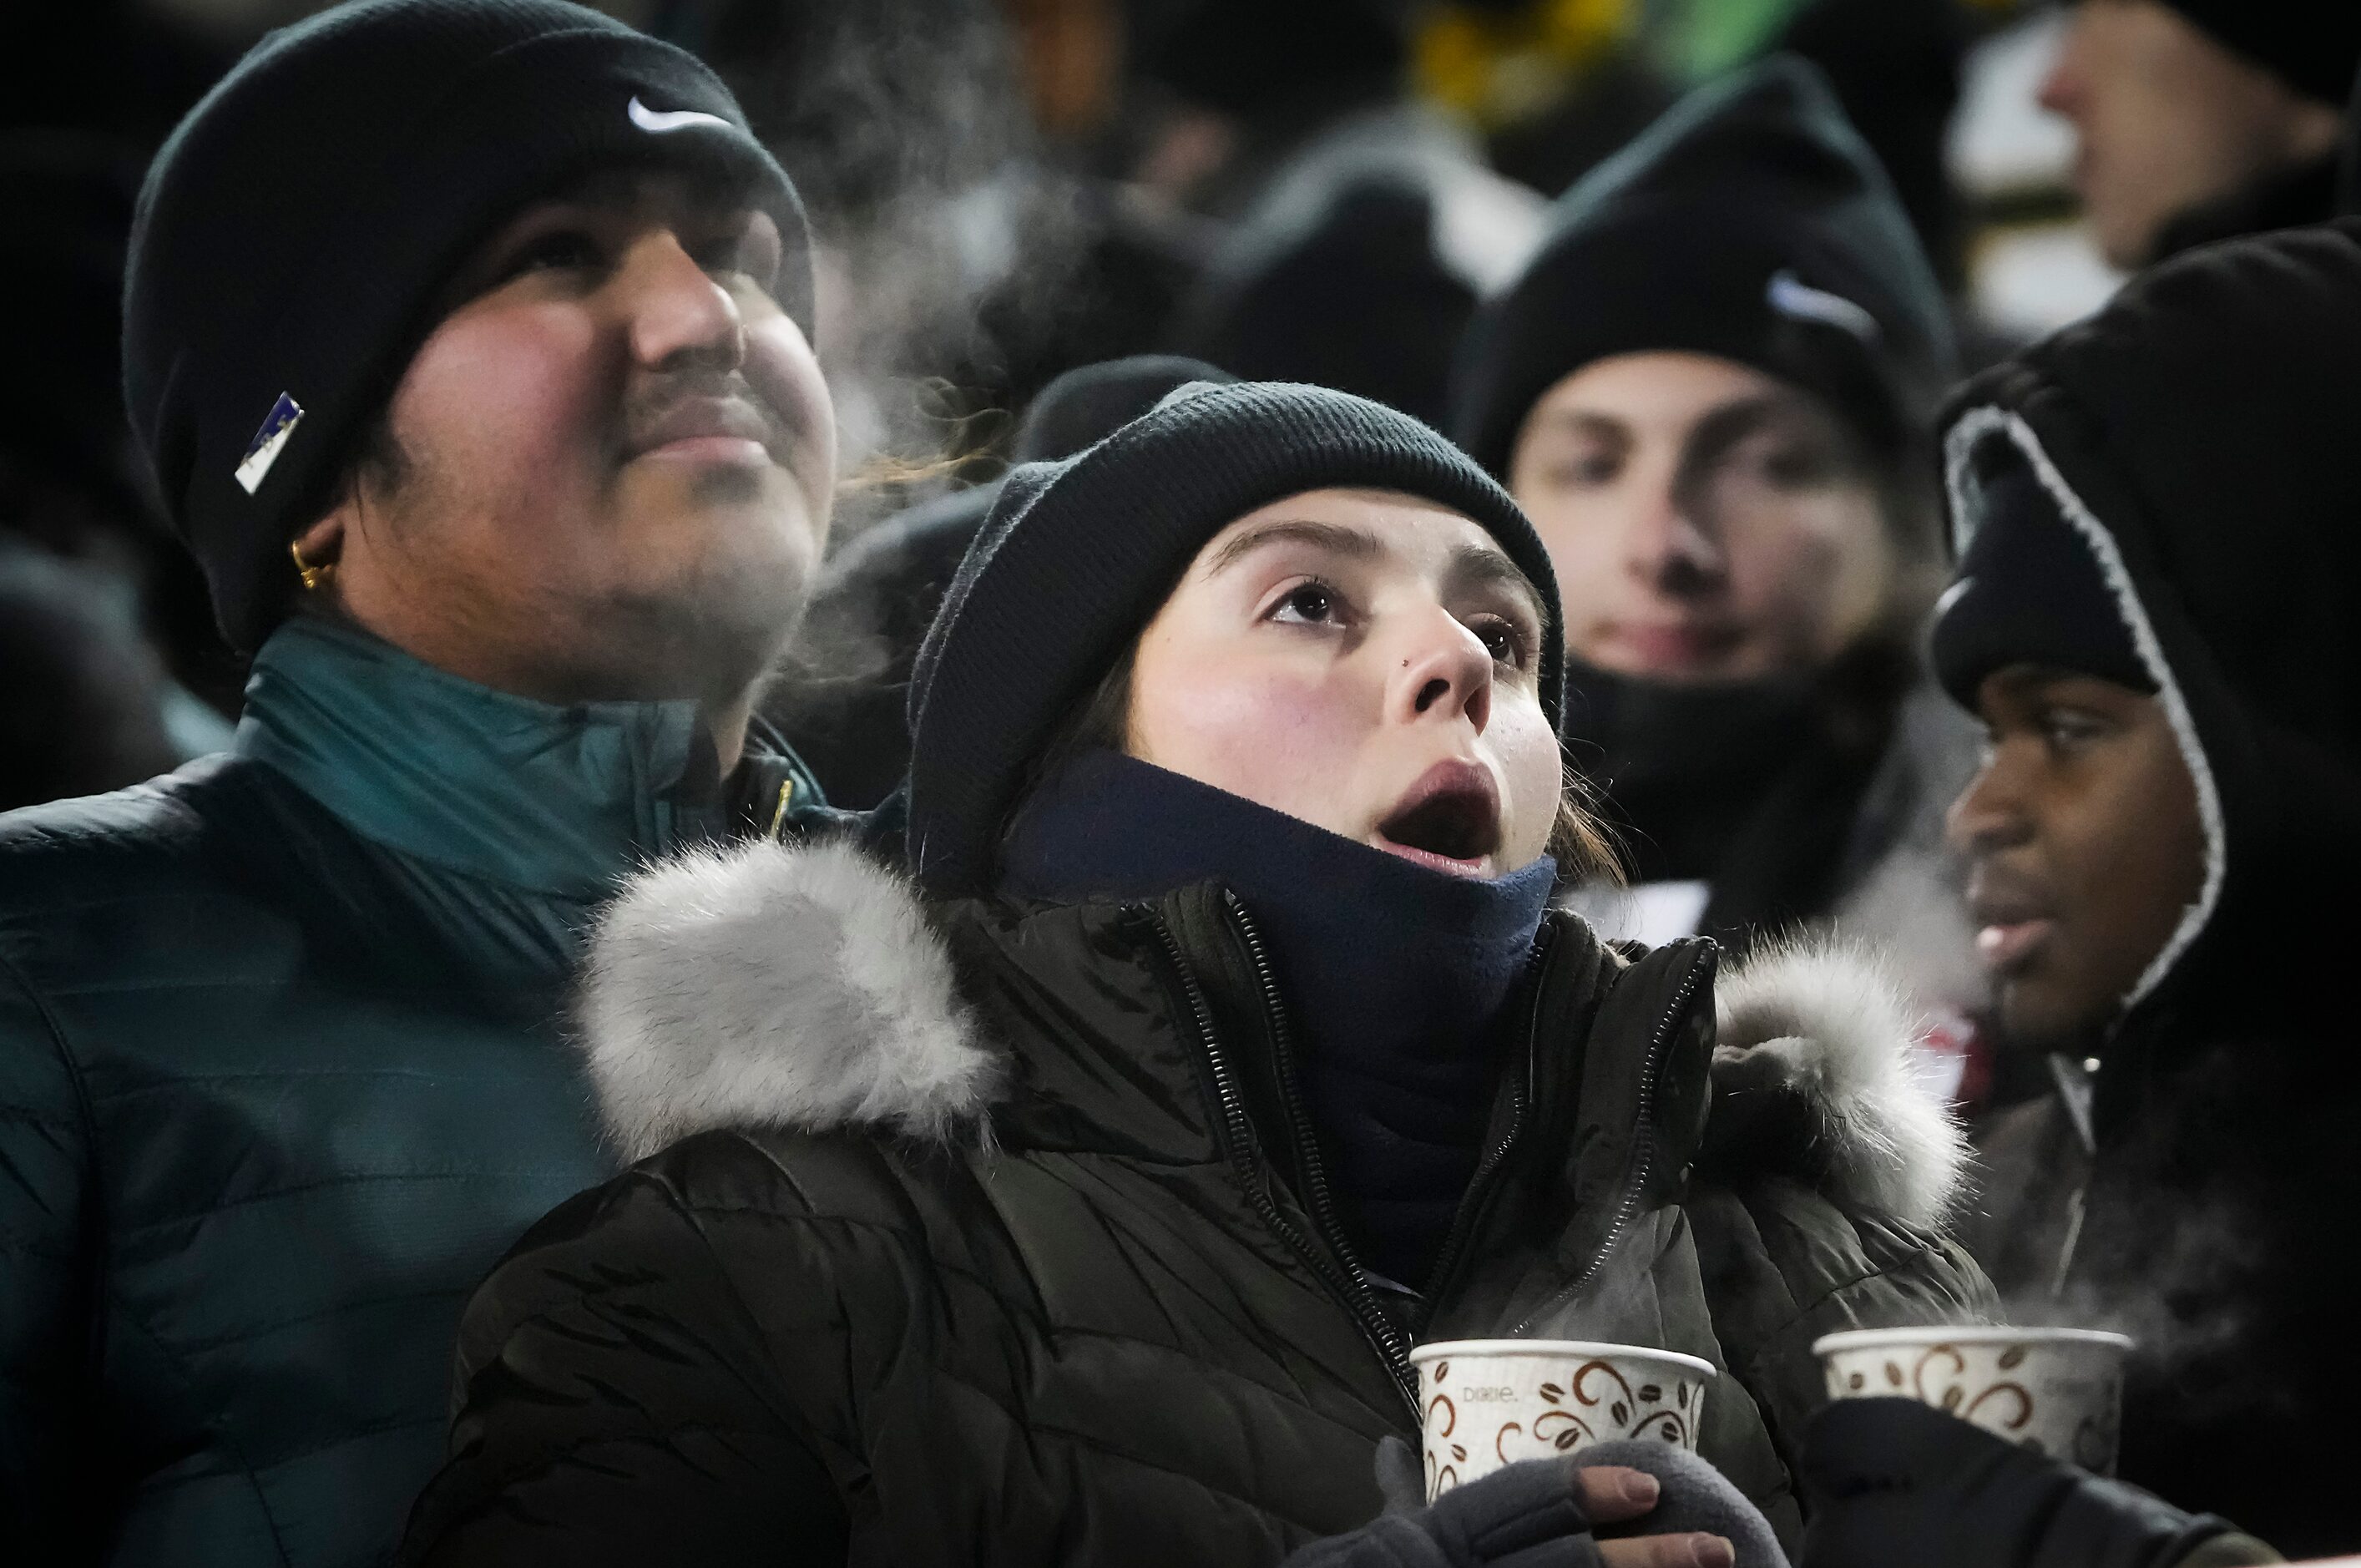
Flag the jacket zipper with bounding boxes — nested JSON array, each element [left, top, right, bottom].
[[1509, 944, 1709, 1336], [1218, 895, 1419, 1398], [1418, 921, 1559, 1321], [1142, 908, 1422, 1420]]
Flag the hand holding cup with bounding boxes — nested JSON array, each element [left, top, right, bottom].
[[1812, 1326, 2132, 1472], [1410, 1338, 1718, 1499]]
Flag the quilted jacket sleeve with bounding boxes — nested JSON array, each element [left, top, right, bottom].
[[397, 1153, 852, 1566], [1683, 1177, 1999, 1483], [0, 952, 99, 1561]]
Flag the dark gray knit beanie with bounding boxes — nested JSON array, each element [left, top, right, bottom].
[[904, 380, 1563, 898], [124, 0, 811, 652]]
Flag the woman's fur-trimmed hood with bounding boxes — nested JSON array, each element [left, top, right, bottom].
[[580, 838, 1965, 1227], [579, 837, 1000, 1163]]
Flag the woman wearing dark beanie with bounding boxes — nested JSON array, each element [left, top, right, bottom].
[[401, 384, 1986, 1567], [1451, 57, 1974, 977]]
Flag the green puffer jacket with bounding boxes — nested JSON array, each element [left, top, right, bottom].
[[0, 615, 826, 1568], [400, 837, 1993, 1565]]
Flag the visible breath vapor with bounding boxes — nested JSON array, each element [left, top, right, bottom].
[[713, 0, 1094, 534]]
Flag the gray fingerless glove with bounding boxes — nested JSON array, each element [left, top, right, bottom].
[[1284, 1448, 1605, 1568], [1353, 1435, 1784, 1568], [1574, 1442, 1785, 1568]]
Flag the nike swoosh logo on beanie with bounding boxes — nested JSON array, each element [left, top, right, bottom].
[[629, 96, 730, 134]]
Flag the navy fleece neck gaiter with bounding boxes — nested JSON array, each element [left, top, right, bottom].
[[1000, 748, 1555, 1290]]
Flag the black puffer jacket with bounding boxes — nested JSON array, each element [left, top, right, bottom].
[[399, 838, 1989, 1565]]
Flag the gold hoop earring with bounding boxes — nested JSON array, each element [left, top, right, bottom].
[[290, 539, 336, 592]]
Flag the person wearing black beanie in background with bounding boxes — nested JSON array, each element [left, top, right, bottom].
[[0, 2, 845, 1561], [1929, 220, 2361, 1558], [398, 382, 1985, 1566], [2039, 0, 2356, 270], [1451, 57, 1975, 992], [773, 354, 1234, 811]]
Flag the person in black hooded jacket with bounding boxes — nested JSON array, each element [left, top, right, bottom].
[[1927, 218, 2361, 1559], [397, 382, 1989, 1566], [1451, 56, 1974, 971]]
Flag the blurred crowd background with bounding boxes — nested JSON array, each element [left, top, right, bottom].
[[0, 0, 2336, 811]]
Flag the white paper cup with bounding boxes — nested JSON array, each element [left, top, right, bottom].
[[1813, 1327, 2134, 1473], [1408, 1338, 1717, 1500]]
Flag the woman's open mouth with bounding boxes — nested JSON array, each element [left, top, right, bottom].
[[1376, 761, 1502, 878]]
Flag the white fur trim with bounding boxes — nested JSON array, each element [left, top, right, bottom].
[[1943, 406, 2227, 1011], [579, 837, 999, 1161], [1716, 938, 1970, 1228]]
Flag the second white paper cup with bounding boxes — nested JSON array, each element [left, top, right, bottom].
[[1813, 1326, 2133, 1473], [1408, 1338, 1716, 1500]]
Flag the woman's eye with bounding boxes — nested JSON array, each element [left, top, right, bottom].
[[1270, 583, 1342, 625], [1470, 616, 1531, 667]]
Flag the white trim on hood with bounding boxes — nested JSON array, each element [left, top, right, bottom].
[[1942, 405, 2227, 1013]]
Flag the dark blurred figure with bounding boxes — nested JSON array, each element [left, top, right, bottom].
[[1125, 0, 1413, 211], [2040, 0, 2356, 269], [1453, 58, 1973, 962], [2346, 57, 2361, 210], [1166, 108, 1543, 426], [0, 132, 150, 561], [1937, 220, 2361, 1558], [1130, 0, 1553, 431], [0, 0, 232, 144], [774, 353, 1230, 807], [1773, 0, 1971, 291], [1075, 0, 1472, 418], [0, 130, 240, 747], [0, 547, 180, 810]]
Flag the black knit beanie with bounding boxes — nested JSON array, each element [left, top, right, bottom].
[[1930, 438, 2153, 711], [904, 381, 1562, 897], [1012, 355, 1234, 463], [124, 0, 812, 652], [1450, 54, 1955, 482], [2155, 0, 2361, 107]]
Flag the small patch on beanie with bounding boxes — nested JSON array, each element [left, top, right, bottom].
[[629, 96, 729, 134], [1767, 270, 1880, 346], [235, 393, 304, 495]]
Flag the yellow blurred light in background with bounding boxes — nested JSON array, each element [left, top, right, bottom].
[[1414, 0, 1633, 128]]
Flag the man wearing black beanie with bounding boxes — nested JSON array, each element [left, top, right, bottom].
[[1449, 57, 1974, 978], [2039, 0, 2354, 268], [0, 2, 841, 1563]]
